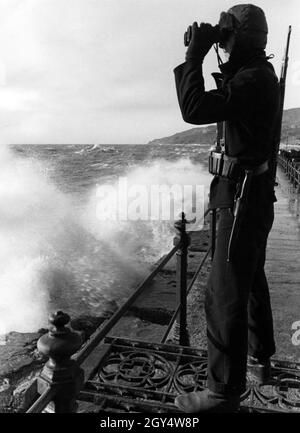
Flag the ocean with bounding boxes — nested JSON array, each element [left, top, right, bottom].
[[0, 144, 212, 334]]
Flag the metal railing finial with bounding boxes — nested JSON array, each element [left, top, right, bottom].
[[34, 311, 84, 413], [171, 211, 190, 346]]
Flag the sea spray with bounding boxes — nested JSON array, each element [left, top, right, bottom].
[[85, 158, 211, 263], [0, 145, 76, 333], [0, 146, 212, 334]]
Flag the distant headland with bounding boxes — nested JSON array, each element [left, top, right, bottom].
[[148, 107, 300, 146]]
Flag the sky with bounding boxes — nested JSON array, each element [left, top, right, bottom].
[[0, 0, 299, 144]]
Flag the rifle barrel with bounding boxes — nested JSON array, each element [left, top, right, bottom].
[[271, 25, 292, 183]]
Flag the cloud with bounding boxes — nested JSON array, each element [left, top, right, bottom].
[[0, 87, 39, 110], [0, 0, 299, 144]]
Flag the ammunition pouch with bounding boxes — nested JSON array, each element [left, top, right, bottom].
[[208, 151, 269, 181]]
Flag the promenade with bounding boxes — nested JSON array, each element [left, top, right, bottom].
[[266, 168, 300, 361]]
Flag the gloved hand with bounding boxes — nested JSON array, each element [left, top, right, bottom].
[[185, 22, 217, 63]]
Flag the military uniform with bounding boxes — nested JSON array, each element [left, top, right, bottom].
[[174, 4, 280, 404]]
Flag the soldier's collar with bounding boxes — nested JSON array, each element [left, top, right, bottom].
[[219, 48, 267, 75]]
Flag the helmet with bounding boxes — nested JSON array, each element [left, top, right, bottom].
[[219, 4, 268, 49]]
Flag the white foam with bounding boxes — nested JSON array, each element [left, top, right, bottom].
[[0, 145, 75, 333], [0, 147, 211, 334]]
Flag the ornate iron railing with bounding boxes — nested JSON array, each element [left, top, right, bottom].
[[24, 208, 213, 413], [278, 152, 300, 190], [78, 338, 300, 413]]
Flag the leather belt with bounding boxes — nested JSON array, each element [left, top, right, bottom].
[[209, 152, 269, 181]]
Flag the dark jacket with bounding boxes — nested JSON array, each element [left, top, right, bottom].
[[174, 50, 280, 208]]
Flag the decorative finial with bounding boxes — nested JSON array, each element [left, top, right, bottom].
[[49, 311, 70, 337]]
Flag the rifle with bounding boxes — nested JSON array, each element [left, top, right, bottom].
[[269, 25, 292, 184], [211, 72, 225, 152]]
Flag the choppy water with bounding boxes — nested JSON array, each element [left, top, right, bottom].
[[0, 143, 212, 333]]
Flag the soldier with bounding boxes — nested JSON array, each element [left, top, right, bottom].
[[174, 4, 279, 412]]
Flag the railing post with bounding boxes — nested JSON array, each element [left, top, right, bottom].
[[172, 212, 190, 346], [210, 208, 217, 260], [36, 311, 84, 413]]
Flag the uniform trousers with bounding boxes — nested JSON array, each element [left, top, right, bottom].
[[206, 189, 276, 395]]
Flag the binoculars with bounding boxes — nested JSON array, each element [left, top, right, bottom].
[[184, 23, 232, 47]]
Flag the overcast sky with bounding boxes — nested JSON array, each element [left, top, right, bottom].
[[0, 0, 299, 144]]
